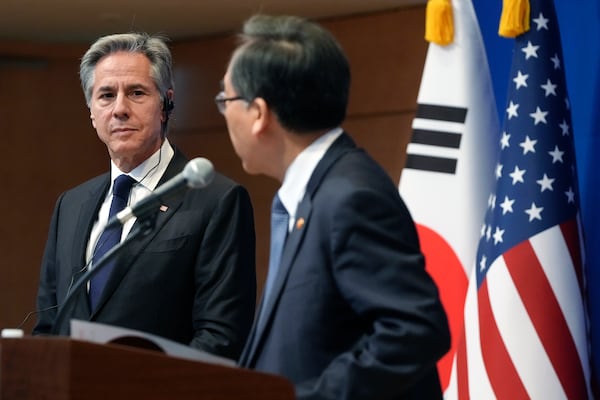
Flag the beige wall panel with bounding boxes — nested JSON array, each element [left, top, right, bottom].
[[323, 7, 426, 115], [1, 57, 107, 331], [171, 36, 237, 132]]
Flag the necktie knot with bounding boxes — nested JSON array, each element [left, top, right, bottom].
[[270, 195, 289, 248], [271, 194, 287, 216], [113, 174, 136, 202]]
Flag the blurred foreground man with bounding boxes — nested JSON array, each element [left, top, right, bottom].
[[217, 15, 450, 399]]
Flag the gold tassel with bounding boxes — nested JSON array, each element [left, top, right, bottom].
[[425, 0, 454, 46], [498, 0, 530, 38]]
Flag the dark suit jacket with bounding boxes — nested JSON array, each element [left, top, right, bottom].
[[239, 133, 450, 399], [33, 147, 256, 360]]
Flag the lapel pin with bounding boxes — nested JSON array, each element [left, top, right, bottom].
[[296, 217, 305, 230], [159, 205, 169, 212]]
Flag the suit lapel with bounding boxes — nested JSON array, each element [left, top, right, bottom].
[[71, 176, 110, 271], [67, 175, 110, 316], [243, 132, 358, 366]]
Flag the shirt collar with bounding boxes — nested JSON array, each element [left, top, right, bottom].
[[109, 138, 175, 192], [278, 127, 343, 218]]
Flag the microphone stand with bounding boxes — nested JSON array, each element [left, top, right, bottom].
[[51, 216, 157, 335]]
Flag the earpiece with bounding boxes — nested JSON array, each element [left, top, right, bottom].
[[161, 92, 175, 137], [163, 96, 175, 118], [163, 98, 175, 113]]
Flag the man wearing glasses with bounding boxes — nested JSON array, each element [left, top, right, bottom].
[[217, 15, 450, 400]]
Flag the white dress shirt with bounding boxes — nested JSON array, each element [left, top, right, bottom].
[[85, 139, 175, 266], [277, 127, 343, 231]]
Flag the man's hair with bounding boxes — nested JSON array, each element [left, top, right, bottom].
[[79, 32, 174, 109], [230, 15, 350, 133]]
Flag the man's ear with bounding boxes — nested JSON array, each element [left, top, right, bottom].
[[90, 110, 96, 129], [251, 97, 270, 136]]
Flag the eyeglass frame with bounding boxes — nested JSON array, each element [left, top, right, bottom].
[[214, 91, 247, 114]]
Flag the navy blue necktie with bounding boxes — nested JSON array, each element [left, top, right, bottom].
[[256, 194, 289, 329], [89, 174, 136, 311]]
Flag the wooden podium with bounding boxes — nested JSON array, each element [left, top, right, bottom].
[[0, 336, 294, 399]]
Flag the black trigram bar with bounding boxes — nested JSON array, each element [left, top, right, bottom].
[[411, 129, 462, 149], [405, 154, 457, 174], [404, 103, 467, 174], [415, 104, 467, 123]]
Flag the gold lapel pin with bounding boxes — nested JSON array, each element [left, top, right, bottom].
[[159, 205, 169, 212], [296, 217, 305, 230]]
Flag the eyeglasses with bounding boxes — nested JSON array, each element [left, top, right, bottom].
[[214, 91, 246, 114]]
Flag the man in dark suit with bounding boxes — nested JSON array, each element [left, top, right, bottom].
[[33, 32, 256, 361], [216, 15, 451, 399]]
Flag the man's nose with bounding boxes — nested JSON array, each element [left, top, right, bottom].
[[112, 93, 130, 119]]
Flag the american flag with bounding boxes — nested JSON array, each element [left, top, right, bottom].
[[448, 0, 592, 398]]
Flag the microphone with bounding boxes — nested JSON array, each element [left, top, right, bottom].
[[107, 157, 214, 228]]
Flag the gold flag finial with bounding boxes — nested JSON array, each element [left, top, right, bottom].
[[499, 0, 530, 38], [425, 0, 454, 45]]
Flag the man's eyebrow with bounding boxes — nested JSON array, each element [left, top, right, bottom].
[[95, 83, 152, 92], [127, 83, 153, 91], [96, 85, 114, 92]]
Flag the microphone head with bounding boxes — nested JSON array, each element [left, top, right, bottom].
[[184, 157, 215, 189]]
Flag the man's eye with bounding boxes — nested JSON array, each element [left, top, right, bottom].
[[99, 93, 114, 99], [132, 90, 145, 97]]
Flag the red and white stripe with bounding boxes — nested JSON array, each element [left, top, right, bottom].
[[446, 219, 591, 399]]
